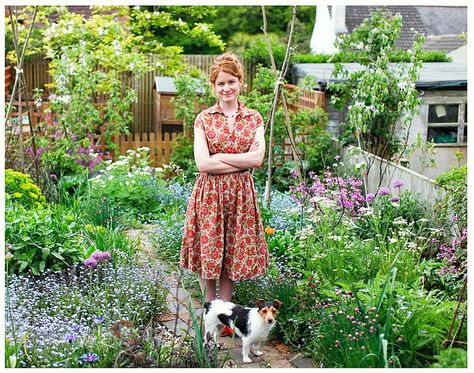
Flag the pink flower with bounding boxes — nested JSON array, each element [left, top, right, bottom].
[[392, 179, 404, 188], [366, 193, 375, 203], [391, 196, 400, 203], [90, 251, 112, 262], [84, 257, 98, 268], [378, 187, 390, 196]]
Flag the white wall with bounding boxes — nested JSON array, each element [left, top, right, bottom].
[[342, 146, 445, 208]]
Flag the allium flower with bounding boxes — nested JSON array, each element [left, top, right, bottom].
[[378, 187, 390, 196], [366, 193, 375, 203], [392, 179, 404, 188], [81, 353, 99, 364], [83, 257, 98, 268], [391, 196, 400, 203], [91, 251, 112, 262]]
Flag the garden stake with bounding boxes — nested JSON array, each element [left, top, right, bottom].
[[261, 5, 297, 209], [6, 6, 41, 182], [261, 7, 303, 176], [443, 275, 467, 348]]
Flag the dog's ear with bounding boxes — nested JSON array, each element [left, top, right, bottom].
[[273, 300, 283, 309], [256, 299, 265, 309]]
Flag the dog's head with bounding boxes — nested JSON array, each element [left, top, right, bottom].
[[256, 299, 283, 324]]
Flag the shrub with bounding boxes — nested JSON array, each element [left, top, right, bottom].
[[5, 169, 47, 208], [430, 348, 467, 368], [89, 148, 171, 222], [170, 134, 198, 181], [5, 199, 85, 275]]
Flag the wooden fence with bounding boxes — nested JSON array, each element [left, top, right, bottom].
[[115, 132, 178, 166], [9, 56, 325, 167], [17, 54, 256, 135]]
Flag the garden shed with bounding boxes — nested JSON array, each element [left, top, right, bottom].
[[153, 76, 204, 139], [291, 62, 467, 179]]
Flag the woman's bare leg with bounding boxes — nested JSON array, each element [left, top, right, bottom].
[[199, 276, 217, 302], [219, 271, 234, 302]]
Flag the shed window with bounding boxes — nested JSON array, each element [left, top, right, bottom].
[[426, 103, 467, 145]]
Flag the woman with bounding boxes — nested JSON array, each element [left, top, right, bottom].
[[180, 53, 269, 307]]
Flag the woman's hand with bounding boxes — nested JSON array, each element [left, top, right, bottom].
[[249, 140, 260, 152]]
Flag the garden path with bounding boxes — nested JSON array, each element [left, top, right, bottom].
[[126, 227, 315, 368]]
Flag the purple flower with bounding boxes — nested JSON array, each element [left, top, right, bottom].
[[83, 257, 98, 268], [290, 169, 300, 179], [366, 193, 375, 203], [391, 196, 400, 203], [378, 187, 390, 196], [50, 173, 57, 181], [81, 353, 99, 364], [93, 315, 105, 324], [90, 251, 112, 262], [392, 179, 404, 188], [64, 333, 78, 343]]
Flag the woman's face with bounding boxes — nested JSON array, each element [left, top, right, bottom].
[[213, 71, 241, 104]]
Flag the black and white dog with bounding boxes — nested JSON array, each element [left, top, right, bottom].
[[203, 299, 283, 363]]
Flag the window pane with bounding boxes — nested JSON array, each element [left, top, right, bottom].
[[463, 126, 467, 143], [428, 104, 459, 123], [465, 103, 467, 123], [427, 126, 458, 143]]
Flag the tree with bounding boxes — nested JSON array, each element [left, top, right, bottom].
[[329, 9, 424, 160]]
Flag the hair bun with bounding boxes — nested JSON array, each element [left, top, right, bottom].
[[209, 53, 244, 84]]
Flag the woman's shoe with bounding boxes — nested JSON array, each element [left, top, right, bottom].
[[220, 325, 234, 337]]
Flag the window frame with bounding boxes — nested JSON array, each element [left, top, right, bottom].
[[424, 98, 467, 146]]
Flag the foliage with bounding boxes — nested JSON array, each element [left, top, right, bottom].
[[169, 134, 197, 181], [5, 261, 168, 367], [5, 168, 47, 208], [171, 71, 215, 133], [229, 33, 287, 71], [293, 49, 450, 64], [89, 148, 171, 222], [291, 106, 335, 175], [213, 6, 316, 54], [330, 9, 425, 159], [430, 348, 467, 368], [5, 198, 85, 275], [129, 6, 225, 55], [82, 224, 139, 266], [242, 66, 332, 190]]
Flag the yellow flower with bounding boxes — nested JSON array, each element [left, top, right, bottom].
[[29, 192, 38, 199], [96, 226, 106, 234], [265, 226, 276, 235], [13, 192, 22, 199], [86, 224, 94, 232]]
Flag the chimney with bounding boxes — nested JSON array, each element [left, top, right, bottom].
[[332, 6, 347, 34], [310, 5, 337, 54]]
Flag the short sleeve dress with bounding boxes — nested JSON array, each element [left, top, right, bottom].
[[180, 101, 269, 282]]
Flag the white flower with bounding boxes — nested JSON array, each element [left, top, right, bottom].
[[397, 82, 406, 90], [393, 217, 407, 225], [388, 237, 398, 244]]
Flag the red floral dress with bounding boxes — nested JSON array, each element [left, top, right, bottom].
[[180, 101, 269, 282]]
